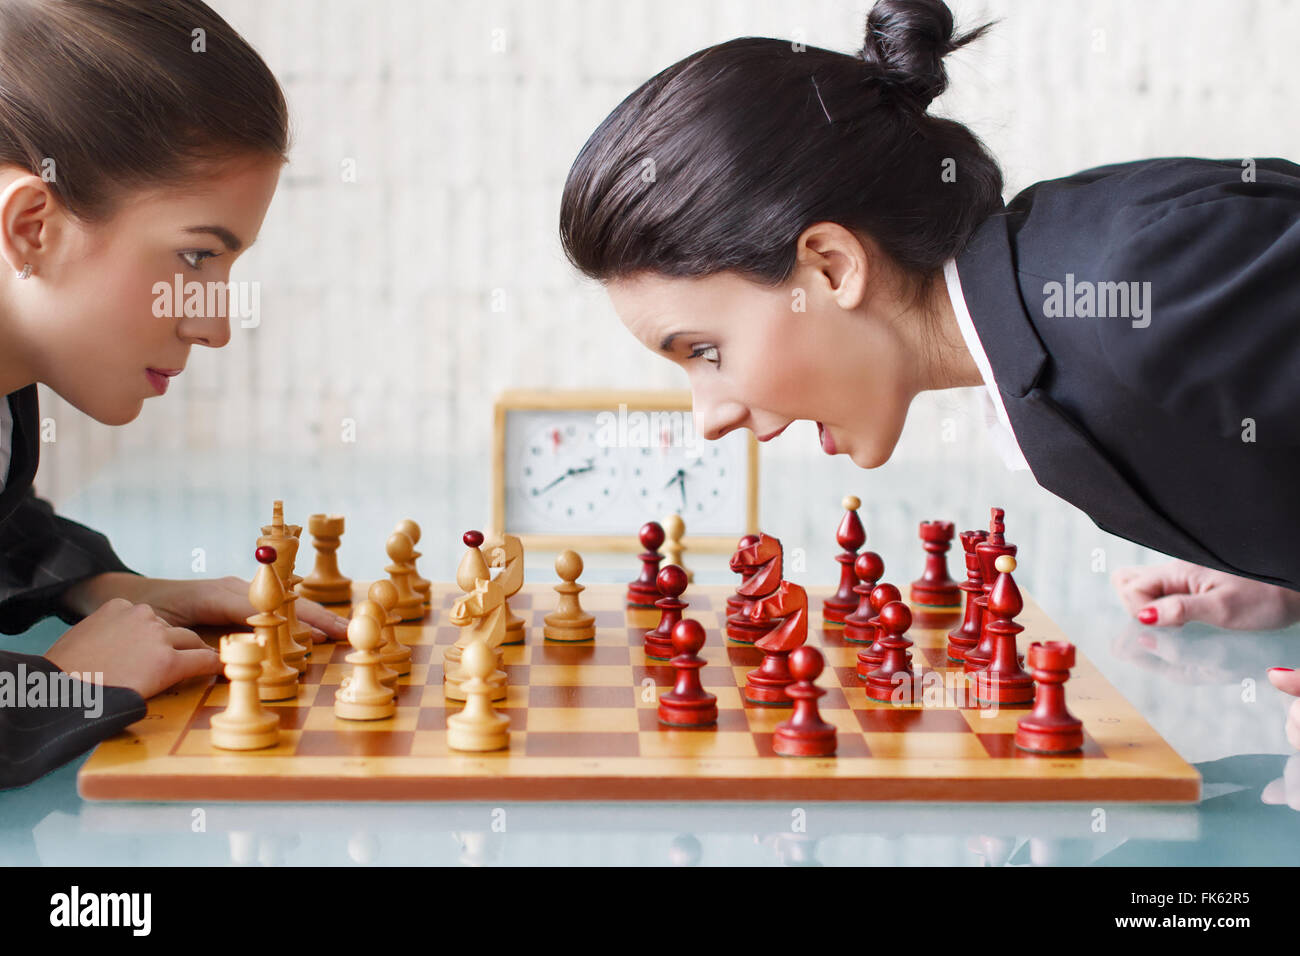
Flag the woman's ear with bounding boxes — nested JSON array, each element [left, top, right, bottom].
[[0, 172, 63, 277], [792, 221, 870, 311]]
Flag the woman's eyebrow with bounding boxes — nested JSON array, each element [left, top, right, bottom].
[[184, 225, 243, 252]]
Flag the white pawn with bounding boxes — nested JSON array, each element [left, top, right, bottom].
[[335, 613, 395, 721], [366, 580, 412, 676], [447, 640, 510, 752], [353, 599, 399, 689], [543, 550, 595, 642], [210, 634, 280, 751], [663, 513, 693, 584], [385, 531, 424, 622]]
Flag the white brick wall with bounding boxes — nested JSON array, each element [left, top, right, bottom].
[[29, 0, 1300, 613]]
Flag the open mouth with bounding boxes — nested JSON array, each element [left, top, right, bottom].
[[817, 421, 837, 455]]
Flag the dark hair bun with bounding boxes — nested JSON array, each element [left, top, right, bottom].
[[859, 0, 993, 111]]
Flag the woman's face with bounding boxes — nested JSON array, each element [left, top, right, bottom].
[[4, 156, 282, 425], [606, 244, 921, 469]]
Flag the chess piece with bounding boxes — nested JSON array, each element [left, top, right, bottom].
[[726, 533, 771, 644], [353, 599, 399, 688], [297, 513, 352, 605], [444, 531, 493, 675], [626, 521, 665, 608], [544, 550, 596, 642], [843, 551, 884, 643], [734, 534, 808, 706], [972, 555, 1035, 706], [965, 508, 1017, 673], [909, 519, 962, 626], [1015, 641, 1085, 754], [247, 545, 298, 701], [210, 633, 280, 751], [855, 582, 902, 675], [644, 564, 688, 661], [658, 619, 717, 727], [774, 647, 836, 757], [385, 530, 425, 622], [447, 639, 510, 752], [662, 513, 693, 584], [335, 613, 396, 721], [364, 581, 412, 677], [946, 529, 989, 662], [823, 495, 866, 625], [865, 601, 920, 703], [395, 518, 432, 605], [485, 530, 526, 644], [445, 575, 507, 702], [726, 533, 760, 617], [258, 501, 308, 673]]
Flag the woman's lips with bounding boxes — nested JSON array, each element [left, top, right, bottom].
[[817, 421, 837, 455], [146, 368, 180, 395]]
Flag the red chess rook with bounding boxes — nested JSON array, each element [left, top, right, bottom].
[[1015, 641, 1085, 754]]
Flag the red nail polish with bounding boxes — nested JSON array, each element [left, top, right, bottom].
[[1270, 667, 1295, 673], [1138, 607, 1157, 625]]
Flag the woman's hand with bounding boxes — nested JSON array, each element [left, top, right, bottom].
[[45, 598, 220, 698], [63, 573, 350, 642], [1111, 560, 1300, 630], [1269, 668, 1300, 751]]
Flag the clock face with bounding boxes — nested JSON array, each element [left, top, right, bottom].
[[504, 408, 750, 536]]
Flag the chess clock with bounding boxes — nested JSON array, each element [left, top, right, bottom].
[[492, 389, 759, 553]]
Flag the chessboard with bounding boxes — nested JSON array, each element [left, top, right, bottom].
[[78, 581, 1201, 803]]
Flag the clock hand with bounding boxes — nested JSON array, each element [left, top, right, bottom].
[[538, 459, 597, 494]]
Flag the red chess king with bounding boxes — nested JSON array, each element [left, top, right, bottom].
[[822, 496, 865, 625], [1015, 641, 1085, 754], [644, 564, 688, 661], [909, 519, 961, 627], [626, 521, 666, 609], [773, 646, 836, 757], [657, 619, 717, 727]]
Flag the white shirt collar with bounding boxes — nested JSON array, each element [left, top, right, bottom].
[[943, 258, 1030, 472]]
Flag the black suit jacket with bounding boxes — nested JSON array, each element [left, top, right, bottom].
[[956, 156, 1300, 591], [0, 385, 145, 789]]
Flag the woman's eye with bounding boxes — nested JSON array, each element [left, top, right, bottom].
[[180, 250, 220, 270], [689, 345, 720, 366]]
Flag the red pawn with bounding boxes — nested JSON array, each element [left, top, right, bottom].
[[726, 534, 761, 617], [946, 529, 988, 662], [866, 602, 919, 703], [823, 496, 866, 624], [856, 582, 902, 676], [644, 564, 689, 661], [626, 521, 666, 608], [1015, 641, 1084, 754], [658, 619, 717, 727], [773, 647, 836, 757], [843, 551, 884, 643]]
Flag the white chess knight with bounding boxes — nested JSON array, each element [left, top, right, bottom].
[[445, 575, 507, 701], [485, 531, 525, 640]]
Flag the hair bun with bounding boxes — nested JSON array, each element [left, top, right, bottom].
[[858, 0, 991, 111]]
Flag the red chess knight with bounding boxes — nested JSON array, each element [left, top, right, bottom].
[[726, 534, 770, 644], [730, 534, 808, 706]]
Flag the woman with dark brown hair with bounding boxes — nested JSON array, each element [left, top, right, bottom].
[[0, 0, 347, 788], [561, 0, 1300, 742]]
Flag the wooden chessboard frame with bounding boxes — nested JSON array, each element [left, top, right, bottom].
[[491, 389, 760, 553], [77, 582, 1201, 803]]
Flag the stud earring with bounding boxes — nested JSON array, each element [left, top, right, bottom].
[[16, 263, 31, 279]]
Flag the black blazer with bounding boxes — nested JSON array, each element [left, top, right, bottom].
[[0, 385, 145, 789], [956, 157, 1300, 592]]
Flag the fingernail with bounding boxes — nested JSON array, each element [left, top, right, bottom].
[[1138, 607, 1157, 625], [1269, 667, 1294, 673]]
